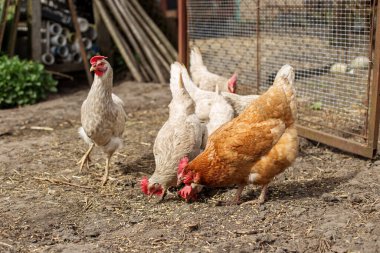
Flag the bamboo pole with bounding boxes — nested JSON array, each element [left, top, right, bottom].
[[115, 0, 165, 83], [0, 0, 10, 51], [127, 0, 174, 65], [94, 0, 143, 82], [130, 0, 177, 59], [124, 0, 171, 73], [108, 0, 156, 82], [8, 0, 21, 56], [67, 0, 93, 85], [178, 0, 188, 66]]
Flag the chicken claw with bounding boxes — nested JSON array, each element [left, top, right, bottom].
[[77, 143, 95, 172], [241, 184, 268, 206]]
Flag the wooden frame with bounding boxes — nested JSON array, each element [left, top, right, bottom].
[[178, 0, 380, 158]]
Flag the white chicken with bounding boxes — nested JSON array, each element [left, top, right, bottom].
[[204, 85, 234, 148], [141, 62, 203, 200], [77, 55, 127, 186], [179, 63, 259, 121], [190, 46, 237, 93]]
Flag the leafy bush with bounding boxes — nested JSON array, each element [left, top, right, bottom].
[[0, 55, 58, 108]]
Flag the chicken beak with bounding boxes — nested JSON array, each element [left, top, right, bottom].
[[90, 65, 96, 72]]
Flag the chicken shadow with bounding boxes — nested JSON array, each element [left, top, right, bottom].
[[116, 152, 155, 175], [244, 169, 361, 202], [196, 168, 360, 203]]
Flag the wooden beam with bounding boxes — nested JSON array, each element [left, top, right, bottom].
[[8, 0, 21, 56], [94, 0, 143, 82], [130, 0, 177, 59], [178, 0, 188, 66], [26, 0, 41, 61], [108, 0, 154, 82], [93, 0, 113, 65], [297, 125, 374, 158], [0, 0, 10, 51], [66, 0, 93, 85], [367, 1, 380, 153]]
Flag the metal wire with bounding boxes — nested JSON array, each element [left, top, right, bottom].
[[187, 0, 374, 142]]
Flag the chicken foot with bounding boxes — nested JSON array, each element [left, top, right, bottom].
[[241, 184, 268, 206], [77, 143, 95, 172], [219, 185, 245, 206]]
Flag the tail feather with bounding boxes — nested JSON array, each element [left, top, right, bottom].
[[169, 62, 182, 94], [78, 127, 93, 145], [190, 46, 204, 68], [178, 62, 200, 97], [215, 84, 220, 95]]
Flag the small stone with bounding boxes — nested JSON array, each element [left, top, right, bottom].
[[129, 217, 142, 225], [322, 193, 340, 203], [255, 234, 275, 244], [299, 137, 312, 150], [324, 230, 336, 240], [364, 222, 375, 233], [234, 229, 257, 235], [186, 222, 199, 232], [258, 205, 266, 212], [47, 188, 56, 195], [292, 207, 306, 217], [330, 245, 347, 253], [84, 230, 100, 238], [361, 205, 376, 213], [348, 194, 364, 204]]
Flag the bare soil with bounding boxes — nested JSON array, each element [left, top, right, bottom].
[[0, 81, 379, 253]]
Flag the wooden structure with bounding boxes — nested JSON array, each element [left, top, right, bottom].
[[178, 0, 380, 158], [26, 0, 92, 85]]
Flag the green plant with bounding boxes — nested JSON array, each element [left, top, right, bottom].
[[0, 55, 58, 108], [310, 101, 323, 111]]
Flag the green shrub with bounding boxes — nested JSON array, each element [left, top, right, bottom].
[[0, 55, 58, 108]]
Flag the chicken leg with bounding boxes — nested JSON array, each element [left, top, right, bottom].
[[101, 155, 111, 186], [220, 185, 245, 206], [241, 184, 268, 206], [77, 143, 95, 172]]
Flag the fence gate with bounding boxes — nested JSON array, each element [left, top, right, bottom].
[[178, 0, 380, 158]]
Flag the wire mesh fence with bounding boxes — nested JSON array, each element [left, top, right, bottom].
[[187, 0, 375, 147]]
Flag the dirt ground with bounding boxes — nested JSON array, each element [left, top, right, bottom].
[[0, 80, 379, 253]]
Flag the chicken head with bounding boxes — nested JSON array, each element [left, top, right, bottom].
[[140, 177, 163, 196], [227, 73, 237, 93], [90, 55, 109, 77]]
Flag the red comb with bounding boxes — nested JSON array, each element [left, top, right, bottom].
[[90, 55, 108, 65], [177, 156, 189, 175], [229, 73, 237, 85], [140, 177, 149, 195]]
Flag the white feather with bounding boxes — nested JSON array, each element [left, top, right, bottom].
[[102, 137, 123, 154], [112, 93, 125, 106], [78, 127, 93, 145]]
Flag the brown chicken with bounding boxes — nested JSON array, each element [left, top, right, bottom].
[[177, 64, 298, 204]]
